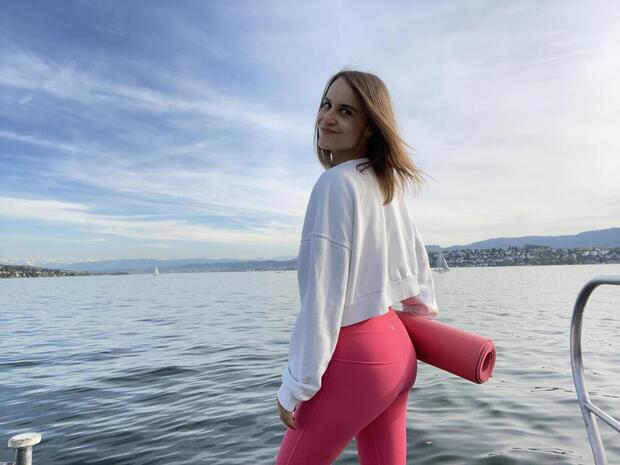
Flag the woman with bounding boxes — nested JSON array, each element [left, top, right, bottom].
[[274, 69, 439, 465]]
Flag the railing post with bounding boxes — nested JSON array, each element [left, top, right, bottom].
[[5, 433, 42, 465], [570, 274, 620, 465]]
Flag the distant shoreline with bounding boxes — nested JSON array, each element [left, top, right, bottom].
[[0, 265, 129, 279], [1, 245, 618, 279]]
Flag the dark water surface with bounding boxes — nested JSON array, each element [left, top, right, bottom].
[[1, 264, 619, 464]]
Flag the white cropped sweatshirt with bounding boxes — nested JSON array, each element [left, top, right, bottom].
[[277, 157, 439, 413]]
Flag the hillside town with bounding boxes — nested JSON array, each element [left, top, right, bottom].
[[432, 245, 620, 268], [0, 264, 128, 279]]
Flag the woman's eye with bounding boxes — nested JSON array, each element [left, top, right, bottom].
[[320, 101, 350, 115]]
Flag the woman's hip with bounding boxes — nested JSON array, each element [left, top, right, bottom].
[[331, 307, 415, 365]]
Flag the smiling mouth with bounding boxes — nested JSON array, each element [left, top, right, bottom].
[[320, 128, 338, 134]]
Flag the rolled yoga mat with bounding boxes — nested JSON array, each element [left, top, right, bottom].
[[392, 307, 496, 384]]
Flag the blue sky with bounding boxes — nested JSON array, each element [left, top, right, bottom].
[[1, 1, 618, 266]]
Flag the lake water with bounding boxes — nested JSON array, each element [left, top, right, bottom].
[[1, 264, 619, 465]]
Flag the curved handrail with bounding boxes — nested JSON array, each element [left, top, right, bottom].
[[570, 274, 620, 465]]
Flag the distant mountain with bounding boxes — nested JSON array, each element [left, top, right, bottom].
[[445, 227, 619, 251], [52, 257, 248, 273], [268, 255, 298, 261], [39, 256, 301, 274], [7, 228, 617, 274]]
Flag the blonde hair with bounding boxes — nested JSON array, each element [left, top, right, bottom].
[[314, 68, 432, 205]]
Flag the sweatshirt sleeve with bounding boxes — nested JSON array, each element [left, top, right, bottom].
[[400, 217, 439, 319], [276, 172, 354, 413]]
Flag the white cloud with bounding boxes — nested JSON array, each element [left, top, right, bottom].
[[0, 128, 315, 227], [18, 94, 34, 105], [0, 43, 308, 137], [0, 196, 299, 245]]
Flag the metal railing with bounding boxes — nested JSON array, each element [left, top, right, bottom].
[[570, 274, 620, 465], [1, 433, 42, 465]]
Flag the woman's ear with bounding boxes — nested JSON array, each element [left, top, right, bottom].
[[365, 125, 373, 138]]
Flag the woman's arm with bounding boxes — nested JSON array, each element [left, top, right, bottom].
[[277, 236, 350, 412], [277, 171, 355, 412]]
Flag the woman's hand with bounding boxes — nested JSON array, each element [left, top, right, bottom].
[[277, 396, 297, 429]]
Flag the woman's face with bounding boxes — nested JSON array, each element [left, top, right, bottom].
[[316, 76, 373, 164]]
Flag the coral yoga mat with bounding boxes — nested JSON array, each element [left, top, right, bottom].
[[393, 307, 496, 384]]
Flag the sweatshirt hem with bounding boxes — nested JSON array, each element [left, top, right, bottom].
[[341, 275, 421, 326]]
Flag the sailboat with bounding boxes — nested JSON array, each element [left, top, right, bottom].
[[153, 266, 160, 276], [434, 250, 450, 273]]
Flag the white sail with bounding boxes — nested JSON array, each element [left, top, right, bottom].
[[441, 253, 450, 271], [153, 266, 159, 275], [434, 250, 450, 272]]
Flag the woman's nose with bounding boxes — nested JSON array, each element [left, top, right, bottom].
[[323, 108, 337, 124]]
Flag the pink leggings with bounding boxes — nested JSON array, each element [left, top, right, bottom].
[[274, 307, 418, 465]]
